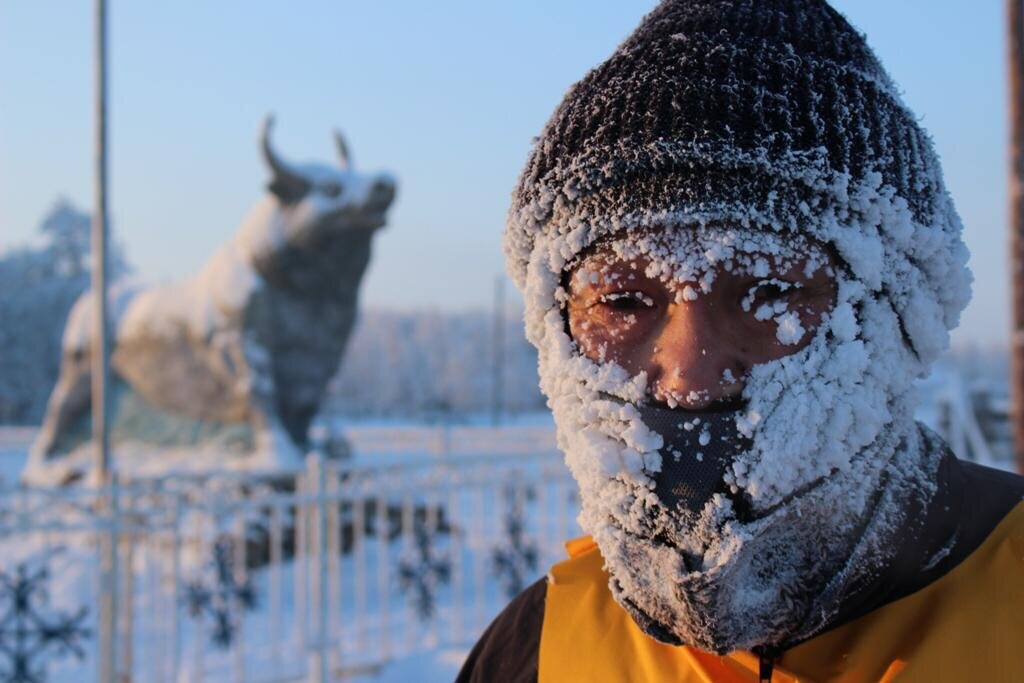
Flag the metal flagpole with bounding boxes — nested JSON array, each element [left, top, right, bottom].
[[1009, 0, 1024, 475], [93, 0, 119, 680]]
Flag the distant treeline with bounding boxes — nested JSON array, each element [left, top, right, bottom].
[[326, 308, 545, 418]]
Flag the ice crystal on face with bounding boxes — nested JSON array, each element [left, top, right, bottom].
[[774, 310, 806, 345]]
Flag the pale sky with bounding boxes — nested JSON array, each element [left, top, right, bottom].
[[0, 1, 1008, 348]]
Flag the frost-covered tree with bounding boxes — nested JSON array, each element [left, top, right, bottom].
[[327, 309, 545, 418], [36, 197, 129, 280], [38, 198, 91, 278], [0, 198, 130, 423]]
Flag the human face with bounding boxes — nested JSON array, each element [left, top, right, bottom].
[[566, 236, 837, 410]]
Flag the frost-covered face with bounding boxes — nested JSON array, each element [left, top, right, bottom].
[[525, 224, 948, 653], [566, 232, 837, 409], [505, 0, 973, 652]]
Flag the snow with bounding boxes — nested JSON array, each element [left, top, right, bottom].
[[348, 649, 465, 682], [773, 311, 805, 345], [21, 432, 304, 486], [62, 203, 271, 353], [5, 414, 559, 479]]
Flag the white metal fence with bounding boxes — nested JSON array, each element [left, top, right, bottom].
[[0, 448, 577, 683]]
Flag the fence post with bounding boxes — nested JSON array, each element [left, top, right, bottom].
[[231, 514, 247, 683], [375, 494, 391, 663], [307, 452, 330, 683], [119, 528, 134, 683], [326, 463, 341, 672], [294, 469, 307, 650], [269, 503, 283, 675], [169, 496, 182, 683], [353, 486, 368, 657], [98, 473, 120, 683], [447, 484, 463, 645]]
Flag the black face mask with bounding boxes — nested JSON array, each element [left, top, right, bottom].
[[636, 403, 753, 518]]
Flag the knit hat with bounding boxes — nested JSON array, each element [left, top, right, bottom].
[[505, 0, 969, 361]]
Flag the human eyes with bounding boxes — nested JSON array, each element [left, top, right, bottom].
[[595, 291, 655, 312], [741, 278, 798, 313]]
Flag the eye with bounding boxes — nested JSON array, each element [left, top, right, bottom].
[[596, 291, 654, 312], [741, 279, 798, 312], [320, 181, 343, 198], [755, 283, 788, 301]]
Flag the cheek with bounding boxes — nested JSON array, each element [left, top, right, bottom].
[[739, 298, 831, 360], [568, 311, 652, 366]]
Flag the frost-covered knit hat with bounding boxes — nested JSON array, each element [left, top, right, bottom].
[[506, 0, 969, 360]]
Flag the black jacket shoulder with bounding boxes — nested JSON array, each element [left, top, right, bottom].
[[456, 578, 547, 683]]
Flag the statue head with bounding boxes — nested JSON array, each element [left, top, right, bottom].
[[250, 116, 397, 292], [261, 114, 395, 233]]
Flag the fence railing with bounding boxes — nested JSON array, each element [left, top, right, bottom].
[[0, 447, 577, 683]]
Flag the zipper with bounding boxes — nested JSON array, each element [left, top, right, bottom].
[[753, 645, 779, 683], [758, 653, 775, 683]]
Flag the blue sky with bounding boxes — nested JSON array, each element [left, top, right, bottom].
[[0, 1, 1008, 347]]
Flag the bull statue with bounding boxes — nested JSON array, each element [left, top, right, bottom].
[[24, 117, 396, 485]]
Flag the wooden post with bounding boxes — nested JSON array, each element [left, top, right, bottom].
[[1009, 0, 1024, 474]]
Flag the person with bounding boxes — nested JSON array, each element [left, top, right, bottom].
[[457, 0, 1024, 681]]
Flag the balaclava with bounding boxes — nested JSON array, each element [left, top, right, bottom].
[[505, 0, 972, 654]]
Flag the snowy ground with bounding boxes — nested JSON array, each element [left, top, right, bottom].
[[0, 425, 34, 483], [348, 648, 467, 682], [0, 415, 564, 683]]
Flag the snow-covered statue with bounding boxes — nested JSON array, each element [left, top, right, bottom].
[[25, 117, 396, 484]]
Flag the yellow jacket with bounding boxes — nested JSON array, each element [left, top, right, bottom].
[[457, 458, 1024, 683], [540, 503, 1024, 682]]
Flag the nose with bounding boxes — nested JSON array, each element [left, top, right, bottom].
[[647, 299, 744, 409], [367, 175, 396, 209]]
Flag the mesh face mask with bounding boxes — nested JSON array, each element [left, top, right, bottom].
[[638, 405, 753, 522]]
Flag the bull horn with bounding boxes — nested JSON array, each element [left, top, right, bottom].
[[259, 115, 310, 202], [333, 129, 352, 170], [260, 115, 293, 177]]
